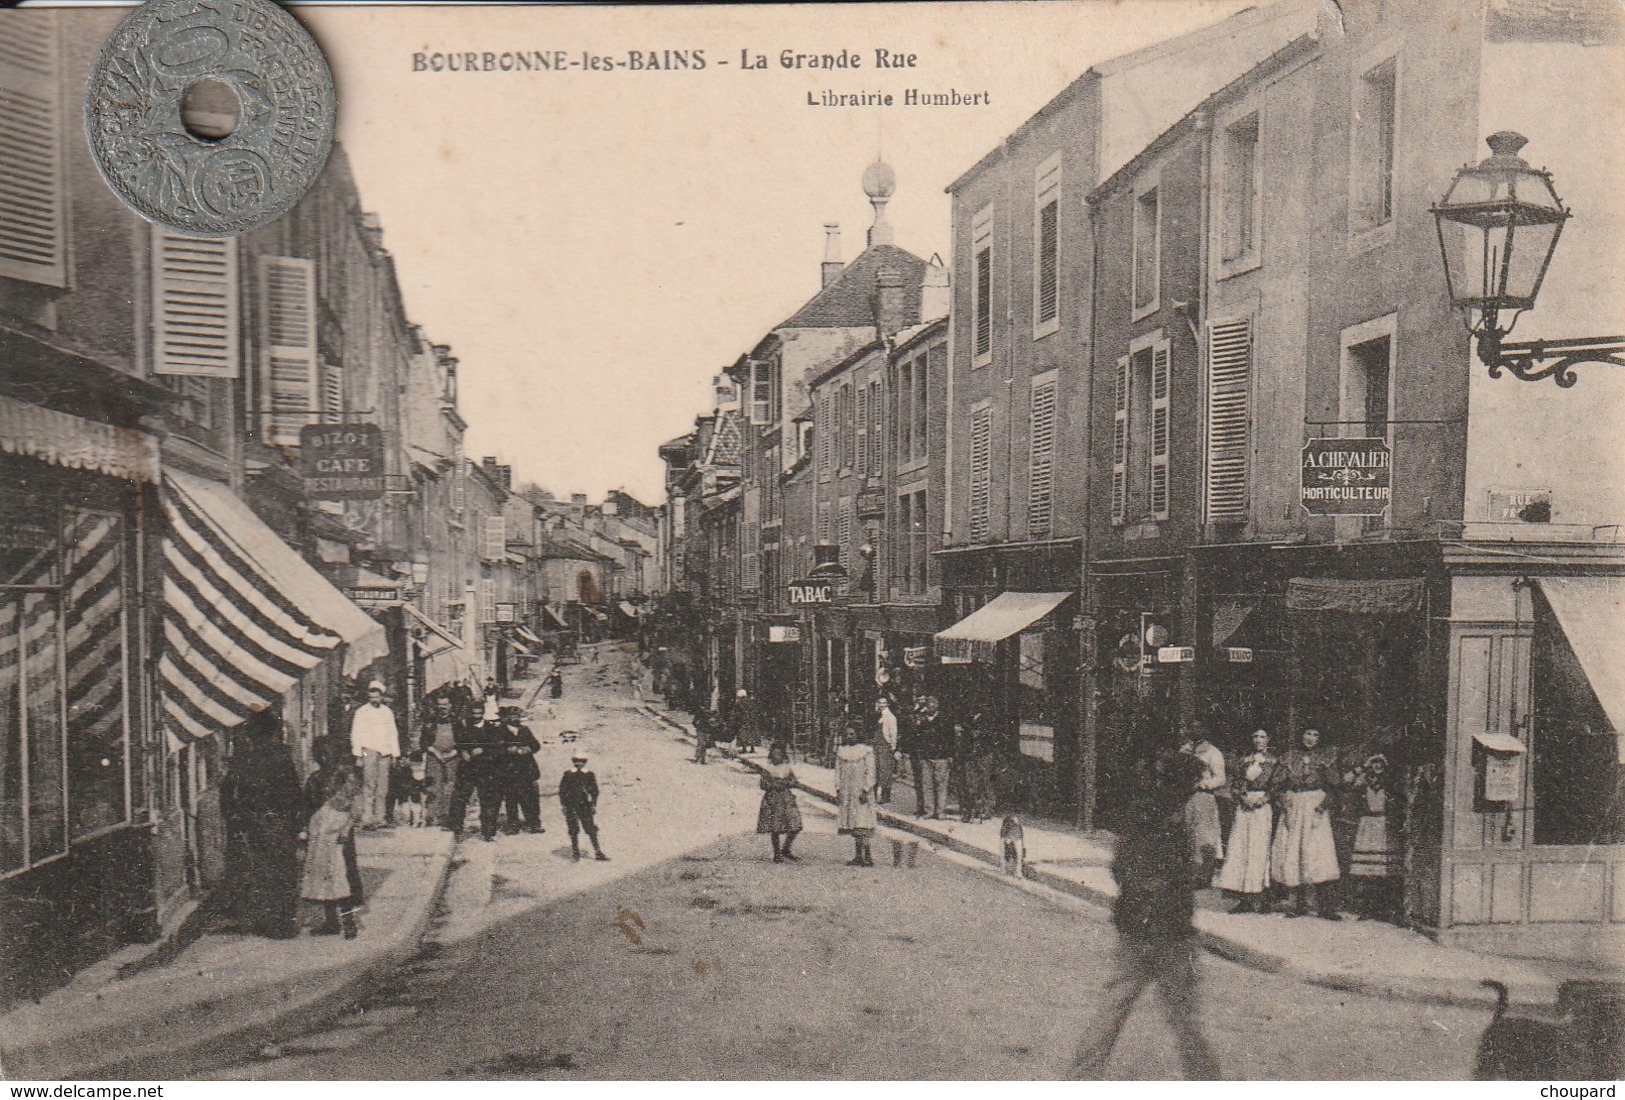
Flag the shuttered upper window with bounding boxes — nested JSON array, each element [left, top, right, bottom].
[[972, 205, 993, 366], [1028, 373, 1057, 538], [1115, 337, 1173, 525], [855, 383, 870, 478], [0, 13, 67, 287], [153, 229, 239, 377], [1205, 318, 1252, 523], [867, 377, 882, 477], [1111, 357, 1130, 525], [968, 402, 993, 540], [1033, 156, 1061, 335], [837, 497, 853, 570], [259, 255, 316, 444], [1149, 340, 1171, 521], [483, 515, 506, 560]]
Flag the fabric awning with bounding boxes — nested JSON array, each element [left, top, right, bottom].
[[618, 601, 637, 618], [544, 606, 569, 630], [1534, 577, 1625, 761], [1473, 731, 1528, 754], [1210, 599, 1254, 649], [1285, 578, 1423, 614], [403, 602, 462, 654], [515, 626, 544, 645], [510, 639, 535, 657], [161, 470, 388, 743], [936, 591, 1071, 663], [586, 607, 607, 622]]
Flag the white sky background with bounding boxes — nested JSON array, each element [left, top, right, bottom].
[[298, 1, 1257, 504]]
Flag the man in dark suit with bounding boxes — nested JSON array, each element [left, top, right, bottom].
[[447, 711, 503, 841], [497, 706, 544, 834], [558, 752, 610, 861]]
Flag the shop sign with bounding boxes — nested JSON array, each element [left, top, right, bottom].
[[344, 586, 399, 608], [787, 580, 835, 605], [903, 645, 928, 668], [300, 423, 386, 500], [495, 602, 516, 622], [768, 625, 801, 643], [1224, 647, 1254, 664], [1156, 646, 1196, 664], [855, 488, 887, 519], [1300, 437, 1391, 516]]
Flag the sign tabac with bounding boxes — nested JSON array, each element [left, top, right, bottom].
[[1301, 437, 1391, 516], [301, 424, 386, 500], [787, 579, 836, 606]]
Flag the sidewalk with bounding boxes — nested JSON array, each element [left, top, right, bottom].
[[0, 826, 454, 1080], [645, 703, 1603, 1011]]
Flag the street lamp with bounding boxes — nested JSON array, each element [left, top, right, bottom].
[[1432, 131, 1625, 387]]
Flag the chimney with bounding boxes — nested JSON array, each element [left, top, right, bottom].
[[570, 492, 588, 519], [862, 160, 897, 248], [874, 269, 906, 339], [821, 224, 843, 287], [920, 254, 950, 323]]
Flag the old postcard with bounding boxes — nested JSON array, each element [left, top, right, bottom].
[[0, 0, 1621, 1084]]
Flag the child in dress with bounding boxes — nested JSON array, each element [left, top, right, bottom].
[[303, 776, 360, 938], [756, 742, 803, 862]]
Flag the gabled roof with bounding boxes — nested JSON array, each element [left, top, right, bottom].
[[777, 244, 926, 330], [537, 536, 616, 564], [704, 409, 744, 467]]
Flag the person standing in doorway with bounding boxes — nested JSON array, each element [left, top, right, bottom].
[[732, 688, 760, 755], [1270, 727, 1343, 919], [1216, 729, 1278, 913], [350, 681, 400, 829], [874, 697, 900, 804], [1069, 754, 1222, 1080], [559, 753, 610, 861], [912, 695, 953, 820], [835, 724, 877, 866], [218, 709, 303, 939]]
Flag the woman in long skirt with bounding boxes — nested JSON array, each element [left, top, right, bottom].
[[835, 723, 877, 867], [756, 742, 803, 862], [1216, 729, 1278, 912], [1269, 728, 1343, 919], [1347, 753, 1400, 920]]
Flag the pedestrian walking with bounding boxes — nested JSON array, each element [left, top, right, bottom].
[[874, 697, 900, 803], [217, 709, 304, 939], [1216, 729, 1278, 912], [419, 694, 468, 831], [732, 688, 760, 754], [350, 680, 400, 829], [835, 724, 877, 867], [1069, 754, 1222, 1081], [757, 742, 803, 862], [446, 713, 502, 841], [302, 771, 361, 939], [1269, 727, 1343, 919], [559, 752, 610, 861], [911, 695, 953, 819], [546, 666, 564, 700], [693, 706, 720, 765], [497, 706, 544, 834], [1180, 724, 1227, 886]]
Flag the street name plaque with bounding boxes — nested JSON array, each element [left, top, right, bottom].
[[1301, 437, 1391, 516]]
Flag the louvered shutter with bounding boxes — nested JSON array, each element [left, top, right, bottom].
[[483, 515, 506, 560], [1028, 378, 1057, 537], [0, 14, 66, 287], [153, 229, 239, 377], [855, 384, 869, 477], [741, 488, 760, 589], [1036, 201, 1059, 325], [321, 362, 343, 421], [480, 578, 495, 624], [259, 255, 316, 443], [1111, 356, 1129, 525], [838, 498, 853, 570], [969, 405, 992, 539], [974, 248, 992, 357], [451, 455, 466, 513], [869, 379, 883, 475], [817, 395, 832, 480], [817, 500, 832, 543], [1206, 318, 1252, 523], [1150, 340, 1172, 521]]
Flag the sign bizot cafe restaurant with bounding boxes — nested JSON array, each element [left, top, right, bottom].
[[300, 424, 386, 500], [1301, 437, 1391, 516]]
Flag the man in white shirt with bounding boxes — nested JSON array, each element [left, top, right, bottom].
[[351, 680, 401, 828]]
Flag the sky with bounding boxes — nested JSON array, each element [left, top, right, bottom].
[[297, 1, 1260, 504]]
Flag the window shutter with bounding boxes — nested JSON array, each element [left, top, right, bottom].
[[1111, 356, 1129, 525], [1028, 378, 1057, 538], [321, 362, 343, 421], [452, 455, 466, 513], [153, 229, 239, 377], [969, 405, 992, 540], [1150, 340, 1171, 521], [1206, 318, 1252, 522], [869, 379, 883, 476], [0, 14, 66, 287], [1036, 200, 1059, 325], [817, 500, 832, 543], [741, 488, 760, 589], [974, 248, 992, 357], [855, 384, 869, 477], [258, 255, 316, 443], [838, 497, 853, 570], [483, 515, 506, 560], [480, 578, 495, 624], [817, 395, 831, 480]]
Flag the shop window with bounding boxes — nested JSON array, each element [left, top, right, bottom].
[[1532, 602, 1625, 846], [63, 510, 128, 840], [1018, 631, 1054, 763]]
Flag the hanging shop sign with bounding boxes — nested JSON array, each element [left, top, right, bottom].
[[903, 645, 928, 668], [1156, 646, 1196, 664], [1224, 647, 1254, 663], [1301, 437, 1391, 516], [495, 602, 516, 623], [344, 586, 399, 608], [301, 423, 385, 500], [787, 579, 836, 606], [856, 488, 887, 520], [768, 625, 801, 643]]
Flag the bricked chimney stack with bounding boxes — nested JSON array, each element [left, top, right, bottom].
[[921, 254, 950, 323], [875, 269, 906, 339], [821, 225, 843, 287]]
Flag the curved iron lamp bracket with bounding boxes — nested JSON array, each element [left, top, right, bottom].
[[1478, 332, 1625, 388]]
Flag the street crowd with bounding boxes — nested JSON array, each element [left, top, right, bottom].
[[211, 667, 608, 942]]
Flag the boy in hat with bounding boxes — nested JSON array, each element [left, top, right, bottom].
[[558, 753, 609, 861]]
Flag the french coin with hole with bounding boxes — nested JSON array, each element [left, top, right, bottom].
[[83, 0, 336, 238]]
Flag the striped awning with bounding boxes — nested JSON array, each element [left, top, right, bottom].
[[161, 470, 388, 743]]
